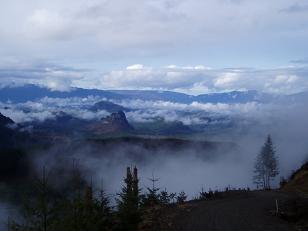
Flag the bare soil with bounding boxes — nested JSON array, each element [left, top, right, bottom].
[[140, 190, 308, 231]]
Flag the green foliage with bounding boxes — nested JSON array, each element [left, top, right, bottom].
[[9, 167, 55, 231], [176, 191, 187, 203], [8, 165, 201, 231], [116, 167, 141, 231], [199, 187, 207, 200], [54, 188, 113, 231], [159, 189, 172, 205], [9, 166, 113, 231], [141, 188, 160, 208], [140, 173, 161, 208]]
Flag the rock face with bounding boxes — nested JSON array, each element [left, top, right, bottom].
[[89, 111, 134, 134], [0, 112, 14, 127], [0, 112, 17, 148], [90, 100, 127, 113]]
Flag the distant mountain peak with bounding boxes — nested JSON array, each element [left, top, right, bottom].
[[102, 111, 133, 129], [90, 100, 127, 113], [89, 111, 134, 134]]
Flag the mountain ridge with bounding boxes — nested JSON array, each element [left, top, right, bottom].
[[0, 84, 279, 104]]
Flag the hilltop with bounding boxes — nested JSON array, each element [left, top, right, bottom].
[[282, 161, 308, 195]]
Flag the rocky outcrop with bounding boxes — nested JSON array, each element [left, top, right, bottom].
[[0, 112, 17, 148], [90, 100, 128, 113], [0, 112, 14, 127], [89, 111, 134, 134]]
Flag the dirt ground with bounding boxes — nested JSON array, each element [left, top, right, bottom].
[[140, 190, 308, 231]]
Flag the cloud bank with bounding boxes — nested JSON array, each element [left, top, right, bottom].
[[1, 62, 308, 95], [95, 65, 308, 94], [1, 0, 308, 67]]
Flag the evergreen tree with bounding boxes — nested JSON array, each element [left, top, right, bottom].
[[159, 188, 171, 205], [79, 185, 113, 231], [169, 192, 177, 203], [176, 191, 187, 203], [199, 187, 207, 200], [254, 135, 279, 189], [97, 188, 112, 218], [10, 164, 114, 231], [117, 166, 140, 231], [141, 172, 160, 208], [10, 167, 55, 231]]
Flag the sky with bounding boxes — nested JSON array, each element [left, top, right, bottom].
[[1, 0, 308, 94]]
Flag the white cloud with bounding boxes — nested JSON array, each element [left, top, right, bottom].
[[0, 96, 109, 123], [214, 72, 241, 88], [126, 64, 145, 70], [194, 65, 208, 70], [0, 95, 266, 126], [166, 65, 178, 69], [83, 65, 308, 94], [0, 61, 86, 91], [274, 75, 298, 84], [27, 9, 70, 40], [2, 61, 308, 94], [115, 98, 262, 115], [1, 0, 308, 66]]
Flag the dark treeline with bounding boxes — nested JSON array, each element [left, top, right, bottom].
[[7, 164, 191, 231]]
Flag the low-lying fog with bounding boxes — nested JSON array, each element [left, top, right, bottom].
[[1, 97, 308, 230], [32, 100, 308, 199], [2, 97, 308, 198]]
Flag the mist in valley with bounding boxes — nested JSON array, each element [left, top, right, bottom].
[[1, 97, 308, 197], [1, 94, 308, 230], [26, 100, 308, 199]]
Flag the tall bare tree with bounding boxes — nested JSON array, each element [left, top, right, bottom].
[[254, 135, 279, 189]]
